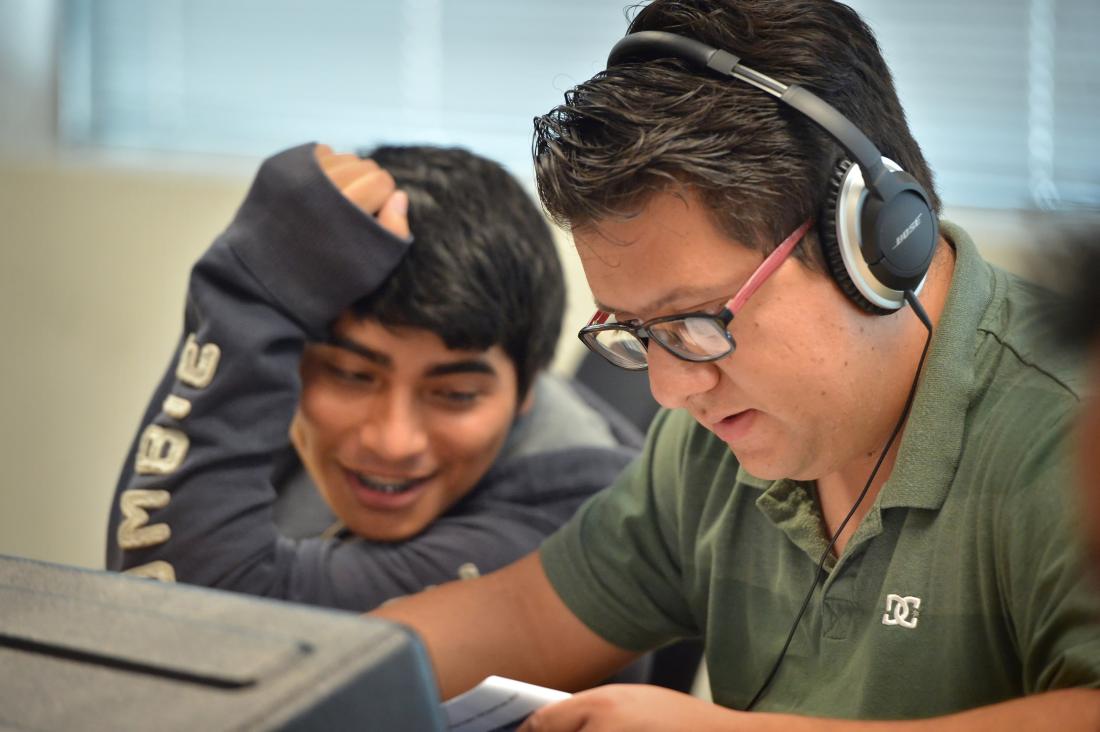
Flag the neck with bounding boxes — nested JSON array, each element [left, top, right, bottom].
[[815, 425, 903, 557], [816, 236, 956, 555]]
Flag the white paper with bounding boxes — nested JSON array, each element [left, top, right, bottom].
[[443, 675, 571, 731]]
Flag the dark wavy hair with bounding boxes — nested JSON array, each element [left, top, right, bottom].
[[350, 146, 564, 399], [534, 0, 940, 268]]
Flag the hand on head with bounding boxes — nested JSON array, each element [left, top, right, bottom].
[[314, 143, 411, 239]]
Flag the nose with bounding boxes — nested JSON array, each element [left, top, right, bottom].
[[645, 343, 721, 410], [356, 391, 429, 466]]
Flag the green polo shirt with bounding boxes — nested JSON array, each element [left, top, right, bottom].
[[541, 222, 1100, 719]]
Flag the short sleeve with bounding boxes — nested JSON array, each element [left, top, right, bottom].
[[540, 409, 699, 652]]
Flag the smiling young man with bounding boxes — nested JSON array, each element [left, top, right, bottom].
[[291, 319, 523, 544], [374, 1, 1100, 728], [105, 143, 642, 611]]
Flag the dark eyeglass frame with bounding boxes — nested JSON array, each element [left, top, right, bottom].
[[578, 219, 813, 371]]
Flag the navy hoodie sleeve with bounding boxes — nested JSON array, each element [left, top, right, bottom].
[[105, 143, 411, 597], [105, 143, 634, 612]]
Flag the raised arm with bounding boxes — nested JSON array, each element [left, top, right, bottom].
[[106, 143, 412, 597]]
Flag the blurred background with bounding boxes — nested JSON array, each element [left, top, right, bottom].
[[1, 0, 1097, 570]]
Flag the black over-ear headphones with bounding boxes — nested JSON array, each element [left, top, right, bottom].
[[607, 31, 938, 313]]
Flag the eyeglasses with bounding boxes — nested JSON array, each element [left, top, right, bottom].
[[578, 219, 813, 371]]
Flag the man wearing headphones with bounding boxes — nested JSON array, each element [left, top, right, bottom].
[[377, 0, 1100, 728]]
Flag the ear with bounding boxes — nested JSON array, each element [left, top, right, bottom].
[[289, 408, 308, 457], [290, 407, 329, 497], [518, 384, 537, 415]]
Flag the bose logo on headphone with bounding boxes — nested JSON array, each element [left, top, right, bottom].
[[894, 213, 923, 251]]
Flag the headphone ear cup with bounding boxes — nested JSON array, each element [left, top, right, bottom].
[[819, 160, 892, 315]]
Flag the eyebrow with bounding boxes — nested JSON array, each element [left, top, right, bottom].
[[594, 284, 728, 318], [328, 337, 499, 379], [425, 361, 498, 379], [329, 337, 390, 366]]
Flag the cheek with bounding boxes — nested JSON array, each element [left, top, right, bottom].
[[739, 271, 843, 358], [295, 383, 363, 458], [298, 380, 349, 428], [738, 305, 869, 426], [430, 401, 515, 471], [738, 300, 843, 381]]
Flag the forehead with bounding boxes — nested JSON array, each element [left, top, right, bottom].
[[573, 189, 759, 317]]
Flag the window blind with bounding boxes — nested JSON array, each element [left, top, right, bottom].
[[60, 0, 1098, 208]]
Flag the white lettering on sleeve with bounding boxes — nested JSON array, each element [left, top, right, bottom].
[[117, 488, 172, 550], [162, 394, 192, 420], [176, 334, 221, 389], [135, 425, 190, 475], [124, 560, 176, 583]]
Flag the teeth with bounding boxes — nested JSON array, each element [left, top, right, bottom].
[[354, 473, 418, 494]]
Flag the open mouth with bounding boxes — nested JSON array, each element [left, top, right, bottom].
[[711, 408, 758, 444], [350, 471, 433, 496]]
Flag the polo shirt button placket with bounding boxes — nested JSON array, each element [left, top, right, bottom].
[[821, 550, 867, 641]]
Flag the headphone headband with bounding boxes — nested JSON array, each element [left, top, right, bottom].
[[607, 31, 895, 200], [604, 30, 938, 312]]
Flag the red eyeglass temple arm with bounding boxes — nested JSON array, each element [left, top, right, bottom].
[[587, 218, 812, 325], [725, 218, 813, 315], [588, 310, 611, 326]]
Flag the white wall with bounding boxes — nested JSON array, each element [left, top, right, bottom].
[[0, 0, 1062, 570]]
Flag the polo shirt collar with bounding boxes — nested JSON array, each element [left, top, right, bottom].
[[879, 220, 992, 510], [737, 221, 996, 514]]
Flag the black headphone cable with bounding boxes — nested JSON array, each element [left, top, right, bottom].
[[743, 289, 933, 711]]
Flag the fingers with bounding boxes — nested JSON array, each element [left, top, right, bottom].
[[314, 143, 409, 237], [315, 144, 362, 178], [343, 168, 398, 215], [520, 697, 587, 732], [326, 158, 379, 188], [376, 190, 411, 239], [316, 146, 377, 184]]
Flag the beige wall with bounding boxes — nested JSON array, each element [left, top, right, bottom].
[[0, 157, 244, 567], [0, 152, 600, 568]]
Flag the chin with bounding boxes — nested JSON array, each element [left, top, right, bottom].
[[737, 459, 786, 481], [346, 517, 426, 543], [728, 446, 782, 480], [732, 448, 816, 483]]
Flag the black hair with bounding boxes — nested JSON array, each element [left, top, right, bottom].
[[350, 145, 565, 399], [534, 0, 939, 268]]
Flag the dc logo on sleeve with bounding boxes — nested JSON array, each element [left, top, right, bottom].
[[881, 593, 921, 629]]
